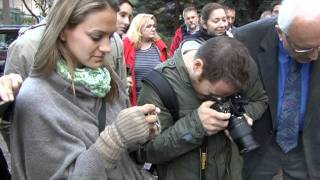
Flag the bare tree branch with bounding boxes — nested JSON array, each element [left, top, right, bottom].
[[21, 0, 40, 23], [34, 0, 47, 16]]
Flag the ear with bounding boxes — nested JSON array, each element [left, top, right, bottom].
[[200, 18, 207, 30], [275, 24, 285, 41], [192, 58, 204, 76], [59, 29, 67, 42]]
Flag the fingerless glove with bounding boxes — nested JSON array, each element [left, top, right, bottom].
[[95, 106, 149, 169]]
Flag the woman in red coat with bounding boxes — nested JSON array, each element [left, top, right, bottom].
[[123, 13, 168, 105]]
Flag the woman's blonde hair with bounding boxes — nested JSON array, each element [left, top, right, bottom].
[[33, 0, 120, 101], [126, 13, 160, 49]]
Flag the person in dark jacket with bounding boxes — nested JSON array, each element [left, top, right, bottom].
[[138, 36, 268, 180], [234, 0, 320, 179], [0, 73, 23, 180]]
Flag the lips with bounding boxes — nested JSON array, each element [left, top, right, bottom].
[[189, 24, 196, 28], [119, 26, 128, 33], [216, 28, 226, 33], [92, 55, 104, 61]]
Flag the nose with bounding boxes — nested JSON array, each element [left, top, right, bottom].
[[124, 17, 130, 26], [219, 20, 227, 28], [99, 37, 111, 53], [308, 48, 319, 61], [151, 25, 156, 31]]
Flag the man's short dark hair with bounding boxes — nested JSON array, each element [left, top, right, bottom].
[[225, 4, 236, 11], [195, 36, 251, 92], [270, 0, 281, 11], [117, 0, 133, 8]]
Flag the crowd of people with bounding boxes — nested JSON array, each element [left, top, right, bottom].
[[0, 0, 320, 179]]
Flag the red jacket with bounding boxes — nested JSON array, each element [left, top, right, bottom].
[[169, 27, 184, 57], [123, 37, 168, 106]]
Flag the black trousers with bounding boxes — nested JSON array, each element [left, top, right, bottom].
[[247, 134, 309, 180], [0, 147, 10, 180]]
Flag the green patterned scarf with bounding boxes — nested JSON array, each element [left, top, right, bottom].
[[56, 60, 111, 97]]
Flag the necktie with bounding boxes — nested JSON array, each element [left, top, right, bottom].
[[276, 61, 301, 153]]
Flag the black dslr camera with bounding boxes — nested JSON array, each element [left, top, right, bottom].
[[210, 94, 260, 154]]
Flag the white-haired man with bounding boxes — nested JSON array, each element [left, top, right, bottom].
[[234, 0, 320, 179]]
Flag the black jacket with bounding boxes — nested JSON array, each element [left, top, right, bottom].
[[234, 17, 320, 180]]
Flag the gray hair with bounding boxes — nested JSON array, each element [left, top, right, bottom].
[[182, 6, 198, 19], [278, 0, 320, 33]]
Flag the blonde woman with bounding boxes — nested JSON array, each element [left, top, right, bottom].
[[10, 0, 160, 179], [123, 13, 169, 106]]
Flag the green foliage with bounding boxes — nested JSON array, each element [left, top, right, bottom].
[[158, 33, 172, 48], [134, 0, 176, 38]]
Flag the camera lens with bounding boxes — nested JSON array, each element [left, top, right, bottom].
[[210, 94, 260, 154], [228, 116, 260, 154]]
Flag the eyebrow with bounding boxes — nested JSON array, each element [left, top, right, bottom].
[[287, 35, 315, 50]]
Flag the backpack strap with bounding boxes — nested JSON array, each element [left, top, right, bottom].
[[143, 69, 179, 122], [132, 69, 179, 166]]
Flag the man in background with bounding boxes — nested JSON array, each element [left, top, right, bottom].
[[271, 0, 281, 17], [169, 6, 200, 56], [226, 5, 237, 33]]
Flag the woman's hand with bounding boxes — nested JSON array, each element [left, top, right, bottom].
[[138, 104, 161, 139], [0, 74, 23, 103]]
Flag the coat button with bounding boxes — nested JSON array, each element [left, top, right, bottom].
[[168, 60, 175, 66]]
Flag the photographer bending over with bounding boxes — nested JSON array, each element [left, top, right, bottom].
[[138, 36, 268, 180]]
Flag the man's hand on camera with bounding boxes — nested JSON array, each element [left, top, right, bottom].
[[224, 114, 253, 141], [198, 101, 231, 136], [243, 114, 253, 126]]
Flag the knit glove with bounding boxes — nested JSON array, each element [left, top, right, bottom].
[[95, 106, 149, 169]]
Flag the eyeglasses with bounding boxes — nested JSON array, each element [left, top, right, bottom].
[[285, 34, 320, 54]]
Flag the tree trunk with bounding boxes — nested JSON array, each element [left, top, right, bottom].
[[174, 0, 181, 29], [2, 0, 11, 24]]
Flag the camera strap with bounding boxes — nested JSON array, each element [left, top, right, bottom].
[[98, 101, 106, 133], [200, 136, 208, 180]]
